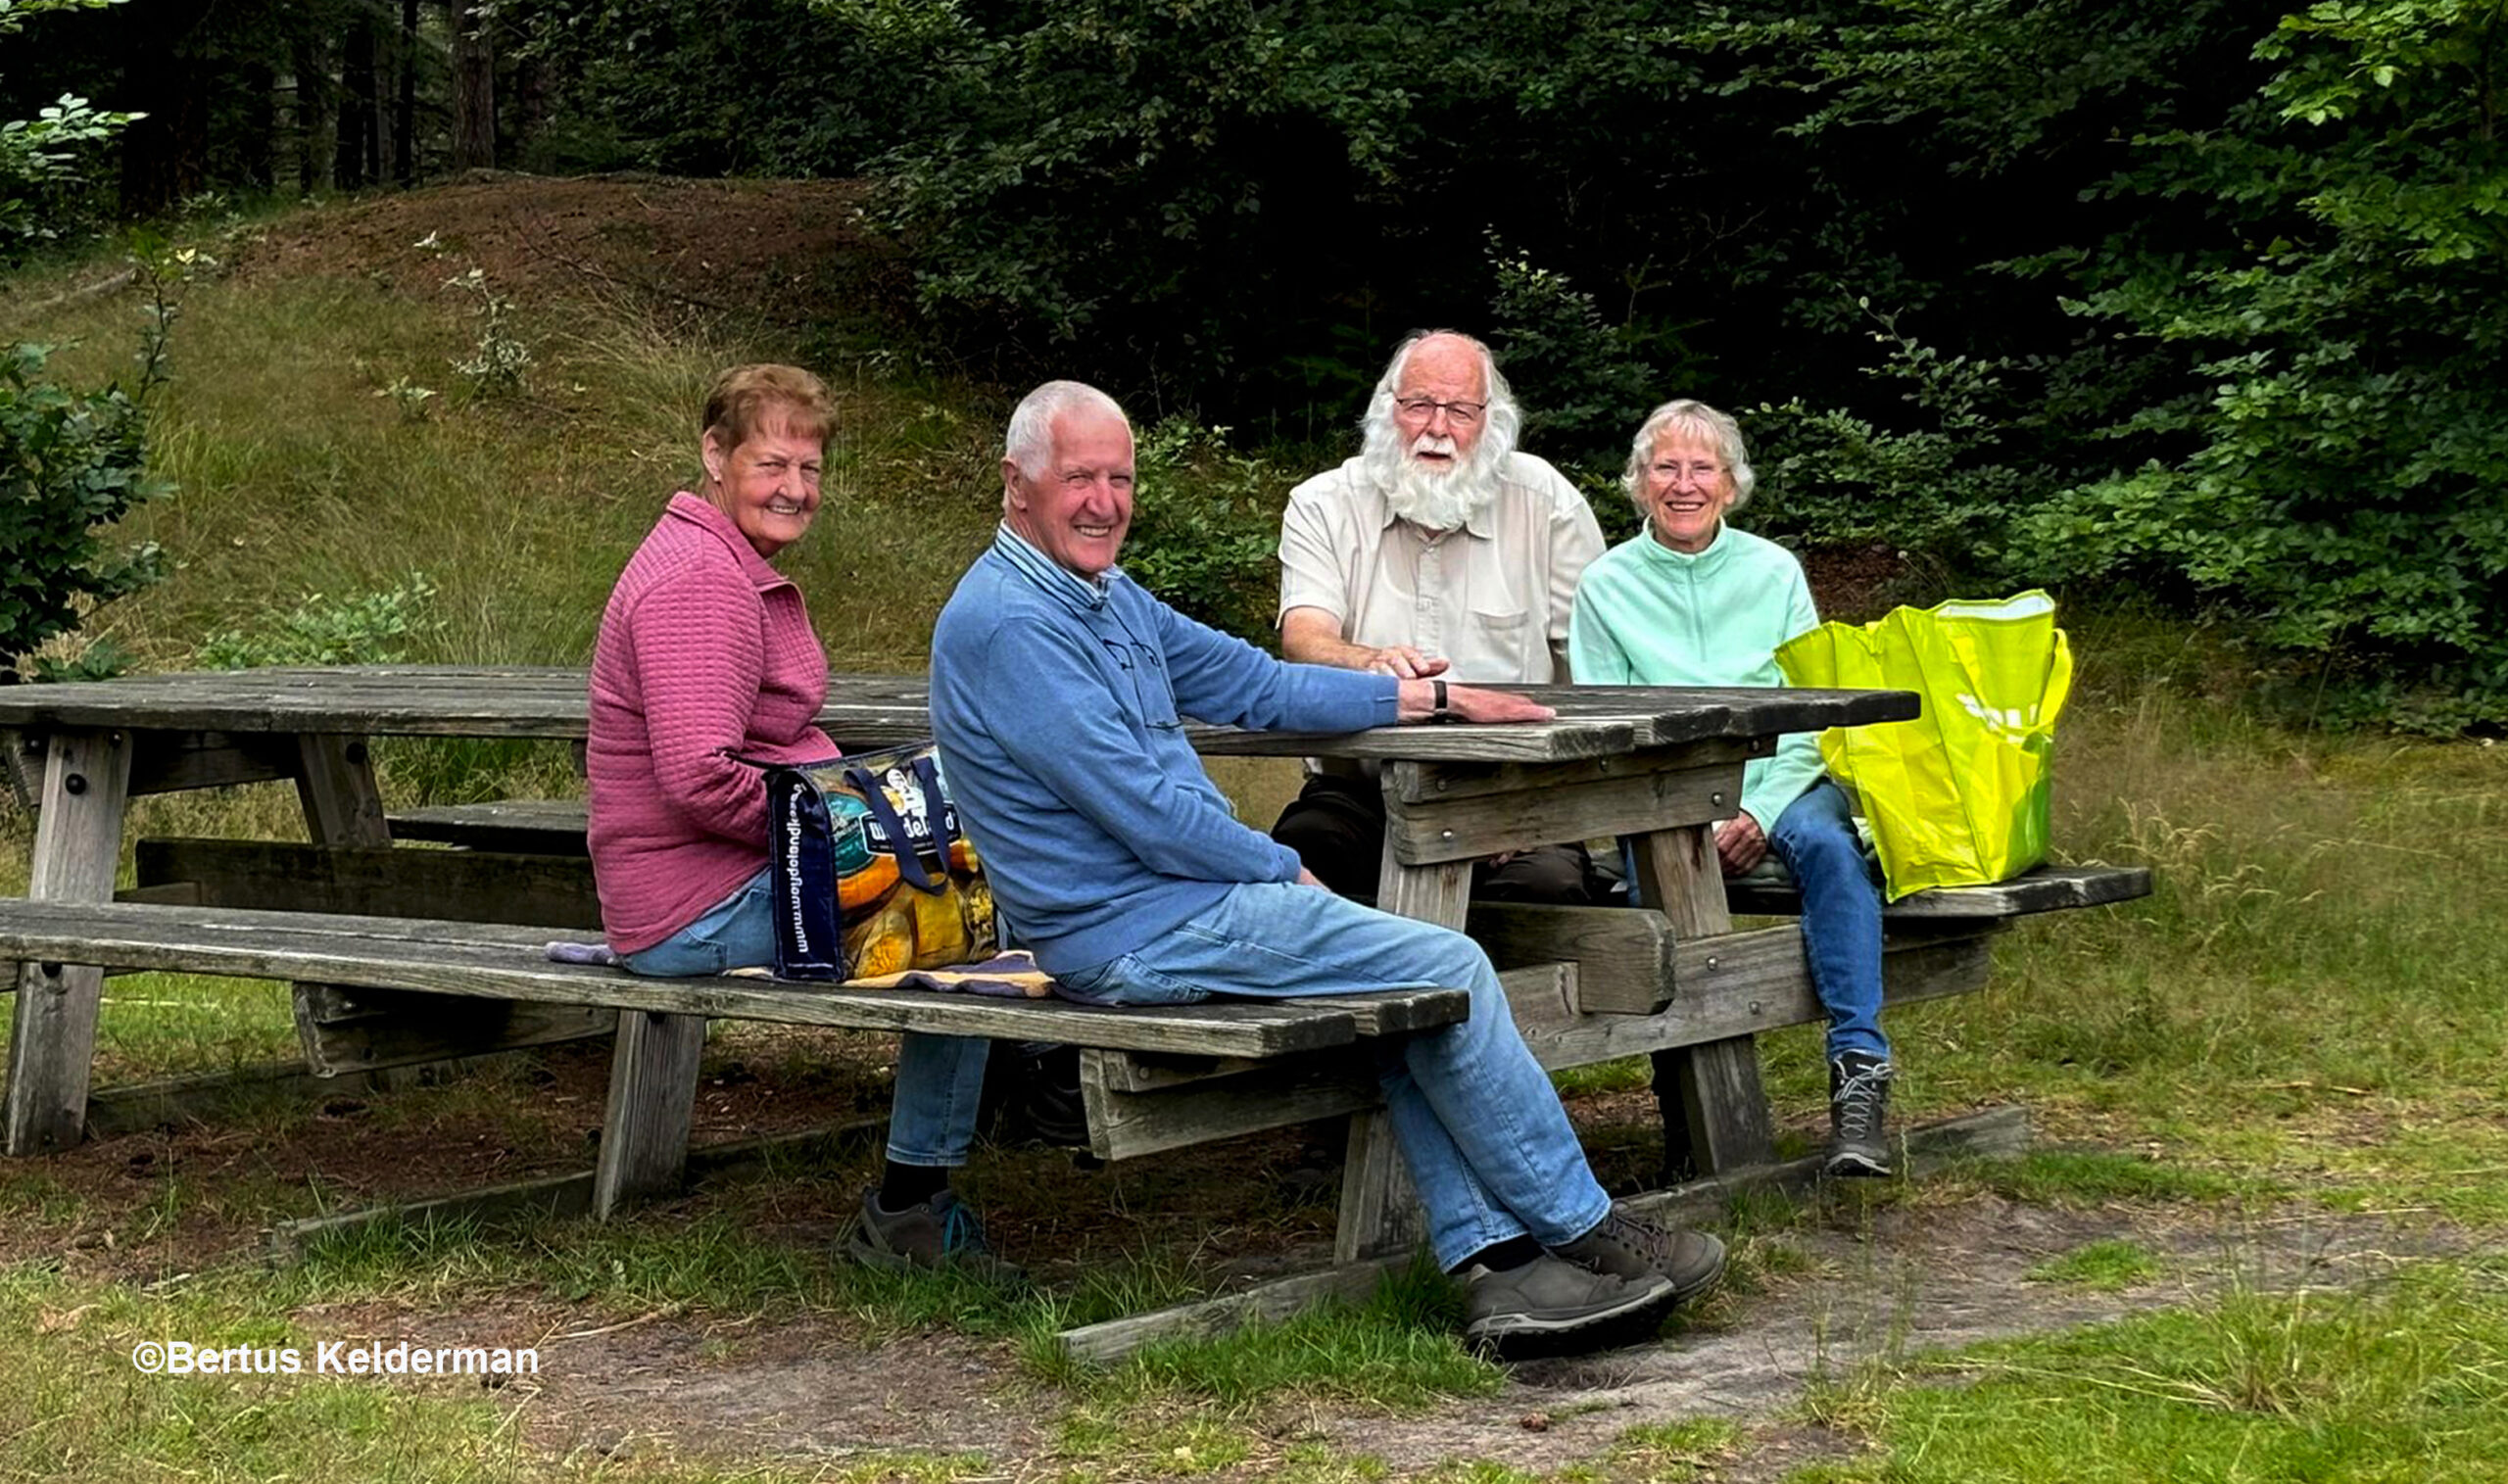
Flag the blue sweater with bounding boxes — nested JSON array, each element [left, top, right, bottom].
[[932, 527, 1397, 973]]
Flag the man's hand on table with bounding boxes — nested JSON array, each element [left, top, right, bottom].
[[1395, 680, 1555, 726], [1715, 811, 1768, 875], [1363, 646, 1447, 679], [1280, 607, 1449, 679]]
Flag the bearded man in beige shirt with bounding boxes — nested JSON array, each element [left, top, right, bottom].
[[1272, 331, 1608, 901]]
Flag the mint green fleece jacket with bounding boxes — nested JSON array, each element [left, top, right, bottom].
[[1568, 522, 1828, 831]]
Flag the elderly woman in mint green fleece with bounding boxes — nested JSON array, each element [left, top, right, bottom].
[[1568, 399, 1895, 1179]]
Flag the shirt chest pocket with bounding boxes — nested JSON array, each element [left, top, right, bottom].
[[1105, 639, 1181, 730], [1466, 607, 1534, 667]]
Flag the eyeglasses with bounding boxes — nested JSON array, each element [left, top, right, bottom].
[[1393, 396, 1486, 427], [1651, 459, 1725, 485]]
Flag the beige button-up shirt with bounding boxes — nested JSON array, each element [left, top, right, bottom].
[[1277, 451, 1607, 685]]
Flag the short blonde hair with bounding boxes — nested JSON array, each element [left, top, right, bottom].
[[702, 363, 834, 452]]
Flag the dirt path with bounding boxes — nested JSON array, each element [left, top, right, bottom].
[[476, 1196, 2452, 1476]]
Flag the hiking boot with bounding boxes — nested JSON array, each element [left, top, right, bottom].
[[1825, 1051, 1896, 1177], [1459, 1254, 1677, 1356], [843, 1187, 1026, 1282], [1551, 1207, 1728, 1305]]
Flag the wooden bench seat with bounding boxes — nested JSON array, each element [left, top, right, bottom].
[[0, 899, 1467, 1057], [0, 896, 1473, 1216], [1725, 863, 2151, 920]]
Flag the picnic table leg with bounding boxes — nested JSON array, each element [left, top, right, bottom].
[[5, 729, 135, 1155], [1331, 853, 1471, 1264], [1631, 824, 1776, 1175], [287, 733, 402, 1075], [592, 1009, 707, 1217]]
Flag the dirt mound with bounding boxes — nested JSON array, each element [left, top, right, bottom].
[[227, 173, 885, 319]]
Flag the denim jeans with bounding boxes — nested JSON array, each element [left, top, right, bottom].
[[1053, 880, 1613, 1271], [617, 866, 991, 1168], [1764, 780, 1891, 1062]]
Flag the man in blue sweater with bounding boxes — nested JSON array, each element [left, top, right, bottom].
[[920, 380, 1726, 1354]]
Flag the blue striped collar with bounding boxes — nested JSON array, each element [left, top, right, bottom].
[[992, 522, 1112, 611]]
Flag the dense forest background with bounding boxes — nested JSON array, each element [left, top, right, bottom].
[[5, 0, 2504, 729]]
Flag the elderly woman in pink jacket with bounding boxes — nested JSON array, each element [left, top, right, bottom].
[[586, 363, 1006, 1277]]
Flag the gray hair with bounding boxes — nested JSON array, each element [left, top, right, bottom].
[[1621, 399, 1756, 514], [1361, 330, 1523, 462], [1003, 380, 1131, 485]]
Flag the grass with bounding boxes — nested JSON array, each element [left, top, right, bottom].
[[1788, 1255, 2508, 1482], [6, 195, 2508, 1477]]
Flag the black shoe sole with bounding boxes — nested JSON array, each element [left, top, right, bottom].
[[1822, 1151, 1894, 1178]]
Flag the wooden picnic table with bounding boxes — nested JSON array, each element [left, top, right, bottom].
[[0, 664, 1921, 1254]]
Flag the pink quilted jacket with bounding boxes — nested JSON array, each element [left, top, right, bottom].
[[587, 493, 838, 952]]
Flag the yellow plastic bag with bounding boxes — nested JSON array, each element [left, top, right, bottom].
[[1774, 591, 2073, 900]]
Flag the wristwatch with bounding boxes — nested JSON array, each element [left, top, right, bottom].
[[1429, 680, 1457, 724]]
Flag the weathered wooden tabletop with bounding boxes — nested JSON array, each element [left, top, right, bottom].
[[0, 665, 1918, 762]]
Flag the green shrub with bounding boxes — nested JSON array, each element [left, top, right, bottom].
[[0, 332, 169, 676], [193, 575, 445, 670], [1121, 419, 1289, 646]]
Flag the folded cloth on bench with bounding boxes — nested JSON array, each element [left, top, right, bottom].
[[541, 941, 1053, 999], [843, 950, 1054, 999]]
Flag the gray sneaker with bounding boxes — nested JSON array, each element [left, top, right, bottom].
[[843, 1188, 1025, 1282], [1825, 1051, 1895, 1177], [1553, 1208, 1728, 1305], [1459, 1254, 1677, 1355]]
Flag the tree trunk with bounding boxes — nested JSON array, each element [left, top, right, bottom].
[[294, 29, 331, 196], [394, 0, 419, 186], [451, 0, 496, 170], [118, 0, 218, 215], [334, 11, 377, 191], [240, 61, 276, 191]]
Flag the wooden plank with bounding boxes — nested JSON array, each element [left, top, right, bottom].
[[125, 731, 302, 795], [266, 1114, 887, 1263], [1057, 1255, 1406, 1365], [1056, 1106, 2031, 1364], [1467, 903, 1677, 1015], [5, 728, 135, 1154], [1515, 932, 1994, 1070], [1386, 739, 1763, 804], [289, 730, 444, 1077], [1088, 966, 1568, 1095], [591, 1010, 709, 1217], [131, 838, 603, 928], [1082, 1045, 1377, 1162], [1078, 939, 1987, 1162], [0, 725, 36, 810], [295, 733, 391, 846], [0, 901, 1372, 1059], [1382, 758, 1740, 866], [1633, 824, 1774, 1177], [1335, 851, 1473, 1264], [82, 1052, 520, 1138], [1727, 863, 2154, 919], [291, 988, 615, 1077], [0, 672, 1917, 767], [386, 799, 589, 854]]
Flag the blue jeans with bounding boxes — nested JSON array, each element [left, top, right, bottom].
[[1054, 881, 1613, 1271], [618, 867, 992, 1168], [1765, 780, 1891, 1062]]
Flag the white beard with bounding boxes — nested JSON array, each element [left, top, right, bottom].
[[1362, 422, 1509, 533]]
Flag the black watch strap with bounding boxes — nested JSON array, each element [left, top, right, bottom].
[[1429, 679, 1454, 724]]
